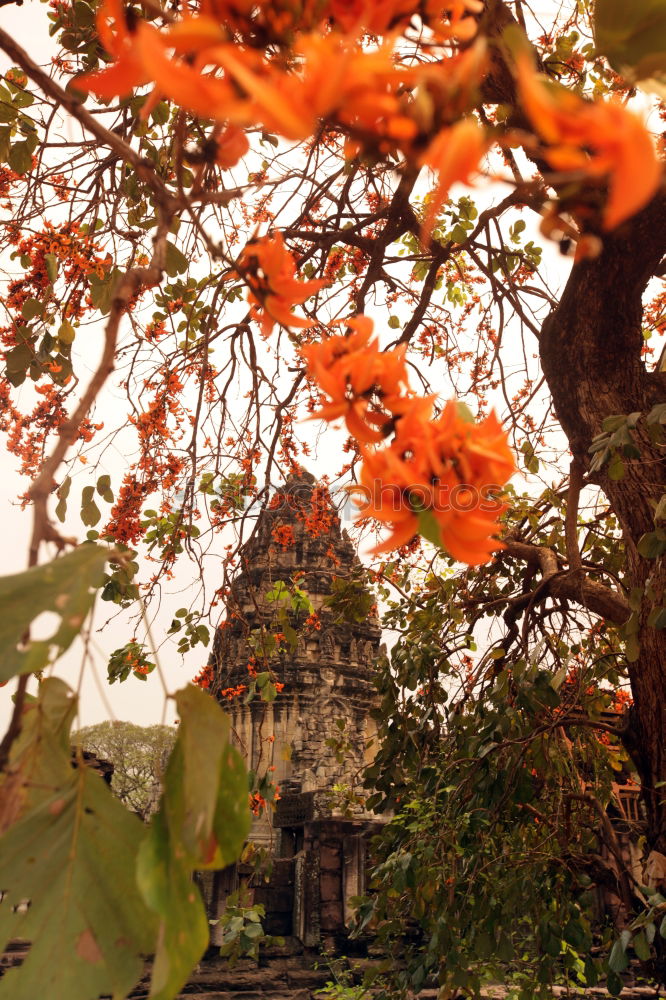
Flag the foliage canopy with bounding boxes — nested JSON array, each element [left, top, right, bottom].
[[74, 720, 176, 819]]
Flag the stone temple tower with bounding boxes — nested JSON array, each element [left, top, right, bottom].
[[207, 468, 384, 946]]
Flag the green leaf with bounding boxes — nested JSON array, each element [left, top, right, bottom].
[[455, 401, 475, 423], [8, 140, 32, 174], [2, 678, 78, 823], [261, 681, 279, 702], [594, 0, 666, 81], [637, 530, 666, 559], [6, 341, 33, 375], [165, 241, 189, 277], [608, 938, 629, 972], [648, 607, 666, 629], [562, 918, 586, 949], [151, 100, 170, 125], [449, 223, 468, 243], [0, 681, 157, 1000], [608, 452, 625, 481], [88, 269, 120, 315], [0, 545, 109, 682], [81, 500, 101, 526], [21, 298, 43, 320], [96, 474, 111, 496], [388, 315, 401, 329], [266, 580, 289, 604], [173, 684, 249, 866], [137, 684, 250, 999], [55, 476, 71, 524], [283, 622, 299, 650], [0, 89, 17, 124], [44, 253, 59, 285], [633, 930, 651, 960], [58, 320, 75, 344], [415, 506, 443, 549], [625, 632, 640, 663], [606, 969, 624, 997], [136, 808, 209, 1000]]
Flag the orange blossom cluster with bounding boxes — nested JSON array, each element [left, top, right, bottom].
[[515, 51, 662, 232], [238, 232, 325, 337], [76, 0, 661, 244], [301, 316, 515, 564], [77, 0, 491, 243]]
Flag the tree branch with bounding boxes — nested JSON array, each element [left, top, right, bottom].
[[0, 28, 169, 202], [501, 538, 630, 623]]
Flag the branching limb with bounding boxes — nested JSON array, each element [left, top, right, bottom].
[[27, 213, 171, 565], [501, 537, 630, 623], [0, 216, 172, 775], [0, 29, 170, 200]]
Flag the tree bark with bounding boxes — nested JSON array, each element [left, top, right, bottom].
[[539, 192, 666, 851]]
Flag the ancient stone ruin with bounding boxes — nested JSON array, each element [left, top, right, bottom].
[[201, 468, 386, 949]]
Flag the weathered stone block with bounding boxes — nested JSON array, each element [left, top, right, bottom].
[[319, 844, 341, 869], [320, 871, 341, 901]]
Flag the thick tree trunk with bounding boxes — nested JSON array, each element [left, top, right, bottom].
[[540, 193, 666, 851]]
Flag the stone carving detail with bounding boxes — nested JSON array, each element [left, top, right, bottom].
[[360, 640, 374, 663], [321, 631, 335, 661]]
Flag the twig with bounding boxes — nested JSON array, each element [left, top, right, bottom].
[[565, 457, 584, 575], [27, 213, 171, 565], [0, 28, 167, 199]]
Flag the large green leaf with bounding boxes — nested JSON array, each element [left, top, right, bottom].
[[137, 684, 250, 999], [0, 678, 77, 830], [0, 683, 157, 1000], [594, 0, 666, 83], [136, 809, 210, 1000], [0, 544, 110, 682], [175, 684, 250, 868]]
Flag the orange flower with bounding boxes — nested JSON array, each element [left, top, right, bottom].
[[76, 2, 489, 172], [214, 124, 249, 168], [300, 315, 417, 444], [76, 7, 422, 148], [425, 0, 483, 41], [327, 0, 481, 39], [356, 401, 516, 564], [75, 0, 149, 98], [515, 53, 662, 231], [77, 3, 231, 116], [328, 0, 414, 33], [239, 232, 325, 337], [214, 33, 414, 142]]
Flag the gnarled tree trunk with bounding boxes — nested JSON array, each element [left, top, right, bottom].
[[540, 193, 666, 852]]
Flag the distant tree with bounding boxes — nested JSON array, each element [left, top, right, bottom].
[[74, 721, 176, 820]]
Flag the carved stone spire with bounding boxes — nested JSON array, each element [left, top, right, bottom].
[[209, 467, 381, 817]]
